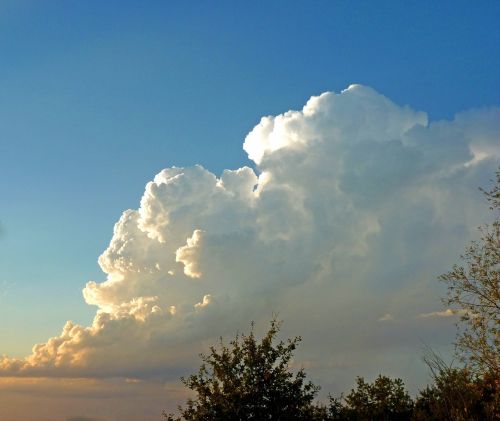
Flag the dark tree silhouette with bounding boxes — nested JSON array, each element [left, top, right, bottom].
[[164, 319, 322, 420], [414, 352, 499, 421], [327, 375, 413, 421]]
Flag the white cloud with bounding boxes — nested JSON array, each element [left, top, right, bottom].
[[418, 308, 464, 318], [1, 85, 498, 392], [176, 230, 205, 279], [194, 294, 212, 310]]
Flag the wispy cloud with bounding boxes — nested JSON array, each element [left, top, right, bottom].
[[0, 281, 15, 301], [378, 313, 394, 321], [418, 309, 464, 318]]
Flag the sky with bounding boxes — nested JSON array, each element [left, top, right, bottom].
[[0, 1, 500, 420]]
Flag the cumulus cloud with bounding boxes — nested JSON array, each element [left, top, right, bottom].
[[1, 85, 499, 391]]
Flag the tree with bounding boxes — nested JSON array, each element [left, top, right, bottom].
[[439, 169, 499, 374], [414, 353, 499, 421], [327, 375, 414, 421], [164, 319, 322, 420]]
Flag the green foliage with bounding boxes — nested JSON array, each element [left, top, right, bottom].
[[165, 319, 321, 420], [164, 327, 498, 420], [327, 375, 414, 421], [439, 169, 500, 374], [413, 362, 499, 421], [325, 369, 498, 421]]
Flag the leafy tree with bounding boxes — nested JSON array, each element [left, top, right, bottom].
[[439, 169, 499, 374], [330, 375, 414, 421], [164, 319, 321, 420], [414, 353, 499, 421], [323, 376, 414, 421]]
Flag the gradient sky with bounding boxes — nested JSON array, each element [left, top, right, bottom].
[[1, 2, 500, 420]]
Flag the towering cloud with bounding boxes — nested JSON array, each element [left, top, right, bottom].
[[1, 85, 499, 387]]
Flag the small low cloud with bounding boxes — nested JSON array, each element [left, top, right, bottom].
[[378, 313, 394, 321], [418, 309, 461, 318]]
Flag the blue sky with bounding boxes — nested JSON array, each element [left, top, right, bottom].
[[0, 2, 499, 419]]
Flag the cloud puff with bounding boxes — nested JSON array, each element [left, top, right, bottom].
[[1, 85, 499, 390]]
